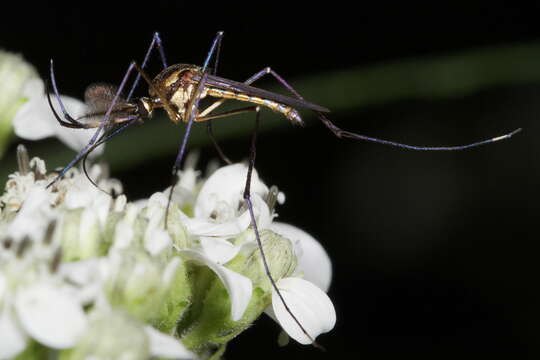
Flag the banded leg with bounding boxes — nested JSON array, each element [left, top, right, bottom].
[[164, 32, 224, 226], [231, 67, 523, 150], [242, 107, 321, 348]]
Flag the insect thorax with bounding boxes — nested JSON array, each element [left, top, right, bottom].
[[149, 64, 204, 123]]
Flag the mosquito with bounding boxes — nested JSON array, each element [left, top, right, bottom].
[[46, 31, 521, 347]]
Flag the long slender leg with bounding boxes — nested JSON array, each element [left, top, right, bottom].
[[164, 72, 209, 226], [164, 32, 224, 226], [81, 116, 140, 194], [197, 106, 258, 122], [205, 106, 256, 164], [242, 107, 321, 348], [207, 121, 232, 164], [234, 67, 523, 151], [204, 31, 230, 163], [47, 61, 138, 188], [80, 33, 170, 188], [49, 32, 170, 187], [126, 32, 168, 102]]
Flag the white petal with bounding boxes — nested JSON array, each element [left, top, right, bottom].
[[59, 258, 107, 304], [198, 237, 241, 264], [12, 82, 104, 156], [270, 223, 332, 292], [54, 96, 104, 156], [145, 228, 172, 256], [272, 277, 336, 345], [0, 273, 5, 300], [181, 249, 252, 321], [181, 211, 251, 237], [12, 78, 55, 140], [0, 302, 28, 359], [59, 258, 103, 285], [183, 195, 271, 238], [7, 187, 52, 241], [162, 257, 181, 286], [113, 219, 135, 249], [144, 326, 196, 359], [194, 163, 268, 219], [15, 283, 87, 349]]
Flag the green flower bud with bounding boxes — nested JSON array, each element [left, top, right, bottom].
[[61, 310, 149, 360], [105, 249, 188, 323], [152, 257, 192, 334], [0, 50, 38, 156], [60, 209, 102, 261], [179, 230, 297, 351], [231, 229, 297, 292]]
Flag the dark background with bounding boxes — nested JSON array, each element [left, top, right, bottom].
[[1, 2, 539, 358]]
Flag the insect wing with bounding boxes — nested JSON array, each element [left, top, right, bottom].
[[198, 74, 330, 113]]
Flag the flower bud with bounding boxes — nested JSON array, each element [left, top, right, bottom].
[[60, 209, 101, 261], [0, 51, 38, 156], [61, 310, 149, 360], [231, 229, 297, 292], [178, 230, 297, 350], [104, 250, 189, 324]]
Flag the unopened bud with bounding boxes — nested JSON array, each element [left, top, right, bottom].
[[63, 310, 149, 360], [0, 51, 38, 156]]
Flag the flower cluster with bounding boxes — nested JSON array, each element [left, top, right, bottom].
[[0, 146, 335, 359]]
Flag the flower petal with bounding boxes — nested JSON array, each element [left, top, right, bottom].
[[0, 302, 28, 359], [12, 78, 55, 140], [15, 283, 87, 349], [145, 228, 172, 256], [199, 236, 241, 264], [144, 326, 196, 359], [194, 163, 268, 219], [272, 277, 336, 345], [59, 258, 108, 305], [181, 249, 252, 321], [270, 222, 332, 292], [54, 96, 104, 155], [180, 211, 251, 237], [12, 79, 104, 156]]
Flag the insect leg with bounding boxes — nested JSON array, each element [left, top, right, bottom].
[[47, 61, 139, 188], [206, 121, 232, 164], [49, 32, 170, 188], [48, 62, 94, 129], [240, 67, 522, 151], [164, 31, 223, 226], [164, 72, 209, 227], [202, 106, 261, 165], [242, 107, 321, 348], [126, 32, 168, 102], [202, 31, 229, 163], [81, 33, 171, 189], [81, 116, 141, 195]]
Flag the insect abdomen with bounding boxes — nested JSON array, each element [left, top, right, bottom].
[[206, 88, 303, 125]]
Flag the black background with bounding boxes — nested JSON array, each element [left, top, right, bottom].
[[1, 2, 539, 358]]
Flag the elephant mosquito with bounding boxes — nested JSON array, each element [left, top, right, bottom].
[[46, 31, 521, 348]]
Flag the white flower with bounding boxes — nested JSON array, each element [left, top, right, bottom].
[[271, 222, 332, 292], [267, 222, 336, 345], [12, 77, 104, 156], [0, 244, 88, 358], [271, 277, 336, 345], [0, 150, 337, 356], [180, 249, 253, 321], [0, 50, 39, 157], [181, 163, 273, 238]]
